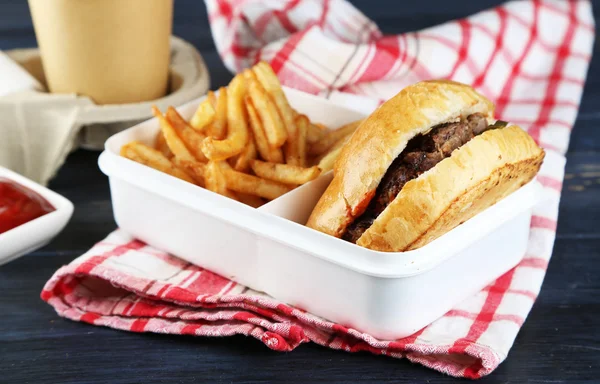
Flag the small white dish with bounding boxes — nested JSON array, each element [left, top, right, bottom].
[[0, 166, 74, 266]]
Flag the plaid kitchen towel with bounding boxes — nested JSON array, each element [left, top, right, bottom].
[[42, 0, 595, 379]]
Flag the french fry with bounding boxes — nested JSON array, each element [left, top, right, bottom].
[[154, 131, 173, 159], [247, 76, 287, 148], [316, 130, 352, 161], [216, 161, 241, 199], [317, 146, 343, 173], [201, 75, 249, 161], [245, 96, 284, 163], [315, 132, 353, 172], [253, 62, 298, 164], [207, 90, 217, 107], [292, 107, 326, 145], [307, 122, 327, 144], [234, 130, 257, 172], [128, 62, 365, 204], [205, 160, 226, 193], [207, 87, 227, 139], [205, 161, 238, 200], [295, 114, 308, 167], [190, 99, 216, 132], [121, 141, 194, 183], [223, 168, 292, 200], [217, 159, 234, 171], [237, 193, 265, 208], [242, 68, 257, 82], [173, 158, 206, 187], [250, 160, 321, 185], [152, 106, 198, 163], [308, 119, 364, 156], [166, 107, 208, 162]]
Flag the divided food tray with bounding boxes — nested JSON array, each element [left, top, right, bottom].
[[99, 87, 542, 339]]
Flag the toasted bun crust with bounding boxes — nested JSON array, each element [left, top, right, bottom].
[[306, 80, 495, 238], [357, 125, 544, 251]]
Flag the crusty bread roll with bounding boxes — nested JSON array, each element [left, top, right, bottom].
[[306, 80, 545, 252]]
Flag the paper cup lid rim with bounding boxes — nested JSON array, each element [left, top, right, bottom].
[[5, 36, 210, 124]]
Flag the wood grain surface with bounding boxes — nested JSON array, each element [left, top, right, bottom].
[[1, 1, 598, 383]]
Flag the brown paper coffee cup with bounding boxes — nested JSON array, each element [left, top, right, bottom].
[[28, 0, 173, 105]]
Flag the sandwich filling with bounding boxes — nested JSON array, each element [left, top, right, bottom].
[[342, 113, 507, 243]]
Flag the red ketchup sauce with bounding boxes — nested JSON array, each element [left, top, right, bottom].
[[0, 178, 55, 235]]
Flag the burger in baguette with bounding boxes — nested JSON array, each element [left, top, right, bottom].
[[306, 80, 545, 252]]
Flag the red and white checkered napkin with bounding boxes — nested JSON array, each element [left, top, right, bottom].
[[42, 0, 594, 378]]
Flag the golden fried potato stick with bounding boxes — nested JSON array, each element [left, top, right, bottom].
[[207, 90, 217, 107], [190, 99, 216, 132], [250, 160, 321, 185], [166, 107, 208, 163], [316, 146, 342, 173], [253, 62, 298, 164], [234, 130, 257, 173], [205, 160, 226, 193], [222, 168, 292, 200], [307, 122, 327, 144], [246, 75, 287, 148], [315, 131, 353, 173], [173, 158, 206, 187], [121, 141, 194, 183], [216, 160, 241, 198], [315, 129, 352, 160], [308, 118, 364, 156], [207, 87, 228, 139], [205, 161, 239, 200], [201, 75, 249, 161], [236, 193, 265, 208], [291, 107, 326, 145], [154, 131, 173, 159], [242, 68, 257, 83], [152, 106, 198, 163], [217, 159, 234, 171], [245, 96, 284, 163], [295, 113, 309, 167]]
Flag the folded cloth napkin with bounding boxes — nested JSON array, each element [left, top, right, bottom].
[[42, 0, 594, 378], [0, 51, 43, 97]]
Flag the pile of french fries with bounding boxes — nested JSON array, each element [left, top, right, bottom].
[[121, 61, 364, 208]]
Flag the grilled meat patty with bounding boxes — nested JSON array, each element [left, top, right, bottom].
[[342, 113, 499, 244]]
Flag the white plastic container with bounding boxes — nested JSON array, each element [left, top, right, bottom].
[[99, 88, 541, 340], [0, 166, 73, 265]]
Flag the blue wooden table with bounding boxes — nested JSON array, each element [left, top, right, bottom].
[[1, 1, 599, 382]]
